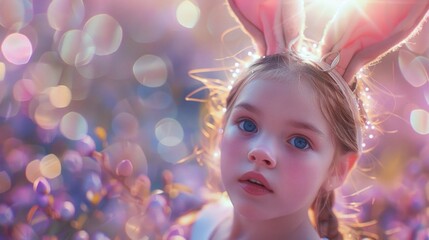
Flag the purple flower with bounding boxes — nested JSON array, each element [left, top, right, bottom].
[[33, 177, 51, 195], [73, 230, 90, 240], [115, 159, 134, 177], [0, 204, 14, 226], [59, 201, 75, 221]]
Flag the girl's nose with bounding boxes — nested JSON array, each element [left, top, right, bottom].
[[248, 147, 277, 168]]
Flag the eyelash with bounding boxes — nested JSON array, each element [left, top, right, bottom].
[[235, 117, 313, 150]]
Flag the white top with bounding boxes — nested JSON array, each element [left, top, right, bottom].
[[190, 197, 330, 240], [190, 197, 233, 240]]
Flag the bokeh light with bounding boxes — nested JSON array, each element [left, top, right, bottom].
[[157, 142, 189, 164], [95, 127, 107, 142], [0, 62, 5, 81], [410, 109, 429, 135], [83, 172, 102, 193], [13, 79, 36, 102], [59, 201, 75, 221], [25, 160, 42, 183], [425, 91, 429, 105], [125, 215, 148, 240], [133, 55, 168, 87], [83, 14, 123, 56], [48, 85, 72, 108], [398, 50, 428, 87], [6, 148, 30, 173], [58, 29, 95, 66], [1, 33, 33, 65], [62, 150, 83, 173], [0, 0, 33, 31], [40, 154, 62, 179], [47, 0, 85, 31], [26, 59, 63, 91], [60, 112, 88, 140], [142, 91, 173, 109], [155, 118, 184, 147], [75, 54, 111, 79], [34, 104, 61, 130], [0, 171, 12, 194], [0, 96, 20, 118], [0, 204, 14, 226], [112, 112, 139, 139], [176, 0, 201, 29], [73, 230, 89, 240]]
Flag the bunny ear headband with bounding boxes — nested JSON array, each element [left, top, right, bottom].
[[227, 0, 429, 85]]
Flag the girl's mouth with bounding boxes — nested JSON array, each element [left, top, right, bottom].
[[238, 171, 273, 194]]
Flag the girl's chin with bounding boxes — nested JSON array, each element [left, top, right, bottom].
[[231, 202, 274, 221]]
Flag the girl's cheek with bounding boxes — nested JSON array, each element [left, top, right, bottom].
[[221, 125, 238, 142], [220, 127, 244, 154], [288, 160, 327, 183], [219, 128, 234, 152]]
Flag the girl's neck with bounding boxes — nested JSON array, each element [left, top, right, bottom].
[[213, 209, 320, 240]]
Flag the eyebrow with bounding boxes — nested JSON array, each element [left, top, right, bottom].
[[286, 120, 325, 136], [234, 102, 325, 136], [233, 103, 261, 115]]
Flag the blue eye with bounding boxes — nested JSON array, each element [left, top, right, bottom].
[[289, 136, 310, 150], [238, 119, 257, 133]]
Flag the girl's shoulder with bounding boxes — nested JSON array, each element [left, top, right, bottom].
[[163, 194, 233, 240]]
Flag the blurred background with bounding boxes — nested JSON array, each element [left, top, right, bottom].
[[0, 0, 428, 239]]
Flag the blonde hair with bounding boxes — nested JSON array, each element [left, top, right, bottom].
[[194, 52, 367, 239]]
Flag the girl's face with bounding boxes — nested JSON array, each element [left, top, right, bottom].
[[220, 77, 338, 220]]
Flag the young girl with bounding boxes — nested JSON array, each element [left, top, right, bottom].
[[166, 1, 429, 239], [194, 51, 361, 240]]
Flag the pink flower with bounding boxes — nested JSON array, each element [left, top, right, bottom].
[[116, 159, 133, 177]]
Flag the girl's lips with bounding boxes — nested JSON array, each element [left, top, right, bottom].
[[238, 171, 273, 193]]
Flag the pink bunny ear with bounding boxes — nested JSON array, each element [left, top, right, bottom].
[[227, 0, 305, 56], [320, 1, 429, 84]]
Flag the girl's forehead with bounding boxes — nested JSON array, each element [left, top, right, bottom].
[[234, 78, 320, 116], [239, 76, 317, 99], [247, 70, 319, 91]]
